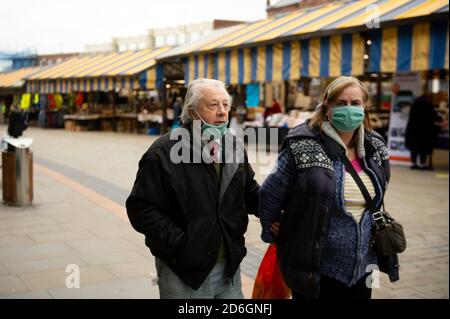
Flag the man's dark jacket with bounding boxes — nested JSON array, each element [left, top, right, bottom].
[[126, 125, 259, 289]]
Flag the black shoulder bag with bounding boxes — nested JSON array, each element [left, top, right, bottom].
[[341, 155, 407, 256]]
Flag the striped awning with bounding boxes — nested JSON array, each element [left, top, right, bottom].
[[157, 0, 448, 84], [164, 0, 448, 55], [184, 33, 366, 84], [368, 19, 449, 73], [0, 67, 41, 89], [25, 46, 171, 93], [183, 19, 448, 84]]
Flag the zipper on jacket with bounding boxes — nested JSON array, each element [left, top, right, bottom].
[[349, 158, 384, 285], [338, 162, 362, 285], [361, 158, 384, 211], [342, 160, 378, 285]]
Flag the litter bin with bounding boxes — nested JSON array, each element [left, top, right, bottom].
[[2, 137, 33, 206]]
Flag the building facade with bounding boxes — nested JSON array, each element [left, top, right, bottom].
[[266, 0, 331, 17], [85, 20, 244, 54]]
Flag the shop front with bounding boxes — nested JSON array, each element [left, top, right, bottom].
[[156, 0, 448, 154], [24, 46, 172, 134], [362, 17, 449, 161], [0, 67, 42, 125]]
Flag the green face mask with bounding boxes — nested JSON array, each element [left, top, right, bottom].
[[331, 106, 365, 132], [192, 109, 228, 140]]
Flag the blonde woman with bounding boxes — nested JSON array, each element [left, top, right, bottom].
[[259, 76, 399, 300]]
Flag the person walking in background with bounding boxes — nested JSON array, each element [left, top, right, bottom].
[[7, 104, 28, 152], [8, 104, 28, 139], [259, 76, 399, 300], [172, 96, 183, 128], [126, 78, 259, 299], [264, 98, 282, 118], [405, 93, 442, 170]]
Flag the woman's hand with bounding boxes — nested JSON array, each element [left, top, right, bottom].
[[270, 222, 280, 237]]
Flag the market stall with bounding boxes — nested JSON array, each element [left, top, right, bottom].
[[24, 46, 172, 133], [0, 67, 42, 125], [156, 0, 449, 150]]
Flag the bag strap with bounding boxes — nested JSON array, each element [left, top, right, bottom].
[[321, 134, 386, 229], [341, 155, 377, 213]]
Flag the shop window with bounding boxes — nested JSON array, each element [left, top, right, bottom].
[[177, 33, 186, 44], [166, 35, 176, 46], [190, 32, 200, 41], [155, 36, 165, 47]]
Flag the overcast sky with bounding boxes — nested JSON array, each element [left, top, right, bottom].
[[0, 0, 268, 54]]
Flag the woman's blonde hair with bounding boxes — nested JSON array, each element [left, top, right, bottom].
[[309, 76, 371, 130]]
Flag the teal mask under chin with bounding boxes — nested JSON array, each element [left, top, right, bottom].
[[202, 121, 228, 140], [331, 106, 365, 132], [193, 109, 228, 140]]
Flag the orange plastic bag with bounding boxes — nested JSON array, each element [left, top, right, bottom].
[[252, 243, 291, 299]]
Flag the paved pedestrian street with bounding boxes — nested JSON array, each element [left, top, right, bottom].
[[0, 125, 448, 299]]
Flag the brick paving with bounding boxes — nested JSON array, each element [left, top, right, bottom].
[[0, 125, 448, 299]]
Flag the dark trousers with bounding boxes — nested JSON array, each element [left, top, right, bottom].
[[411, 150, 431, 168], [292, 274, 372, 300]]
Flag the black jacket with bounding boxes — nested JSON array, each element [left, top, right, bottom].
[[405, 95, 441, 153], [8, 110, 27, 138], [126, 125, 259, 289]]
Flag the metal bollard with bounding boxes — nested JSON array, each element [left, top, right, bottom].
[[2, 137, 33, 206], [15, 147, 32, 206]]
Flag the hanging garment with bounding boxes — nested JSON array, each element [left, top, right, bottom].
[[39, 94, 47, 110], [75, 92, 84, 107], [55, 94, 63, 109], [20, 93, 31, 110], [48, 94, 56, 110]]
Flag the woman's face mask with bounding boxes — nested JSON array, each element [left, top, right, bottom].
[[331, 105, 365, 132]]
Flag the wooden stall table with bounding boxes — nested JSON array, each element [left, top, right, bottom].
[[115, 113, 138, 133], [63, 114, 101, 131], [137, 110, 174, 134]]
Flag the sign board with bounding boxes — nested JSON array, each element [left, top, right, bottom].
[[387, 72, 422, 165]]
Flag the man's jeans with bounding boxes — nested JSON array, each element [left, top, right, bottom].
[[155, 258, 244, 299]]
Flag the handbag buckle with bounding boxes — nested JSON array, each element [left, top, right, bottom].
[[372, 211, 387, 230], [372, 211, 384, 221]]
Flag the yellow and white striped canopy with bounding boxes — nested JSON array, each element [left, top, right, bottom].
[[25, 46, 172, 93], [158, 0, 448, 84], [164, 0, 448, 56], [0, 67, 41, 89]]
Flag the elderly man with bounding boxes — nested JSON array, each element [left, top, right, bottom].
[[126, 78, 259, 299]]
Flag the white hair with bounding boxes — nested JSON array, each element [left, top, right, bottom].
[[180, 78, 232, 124]]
